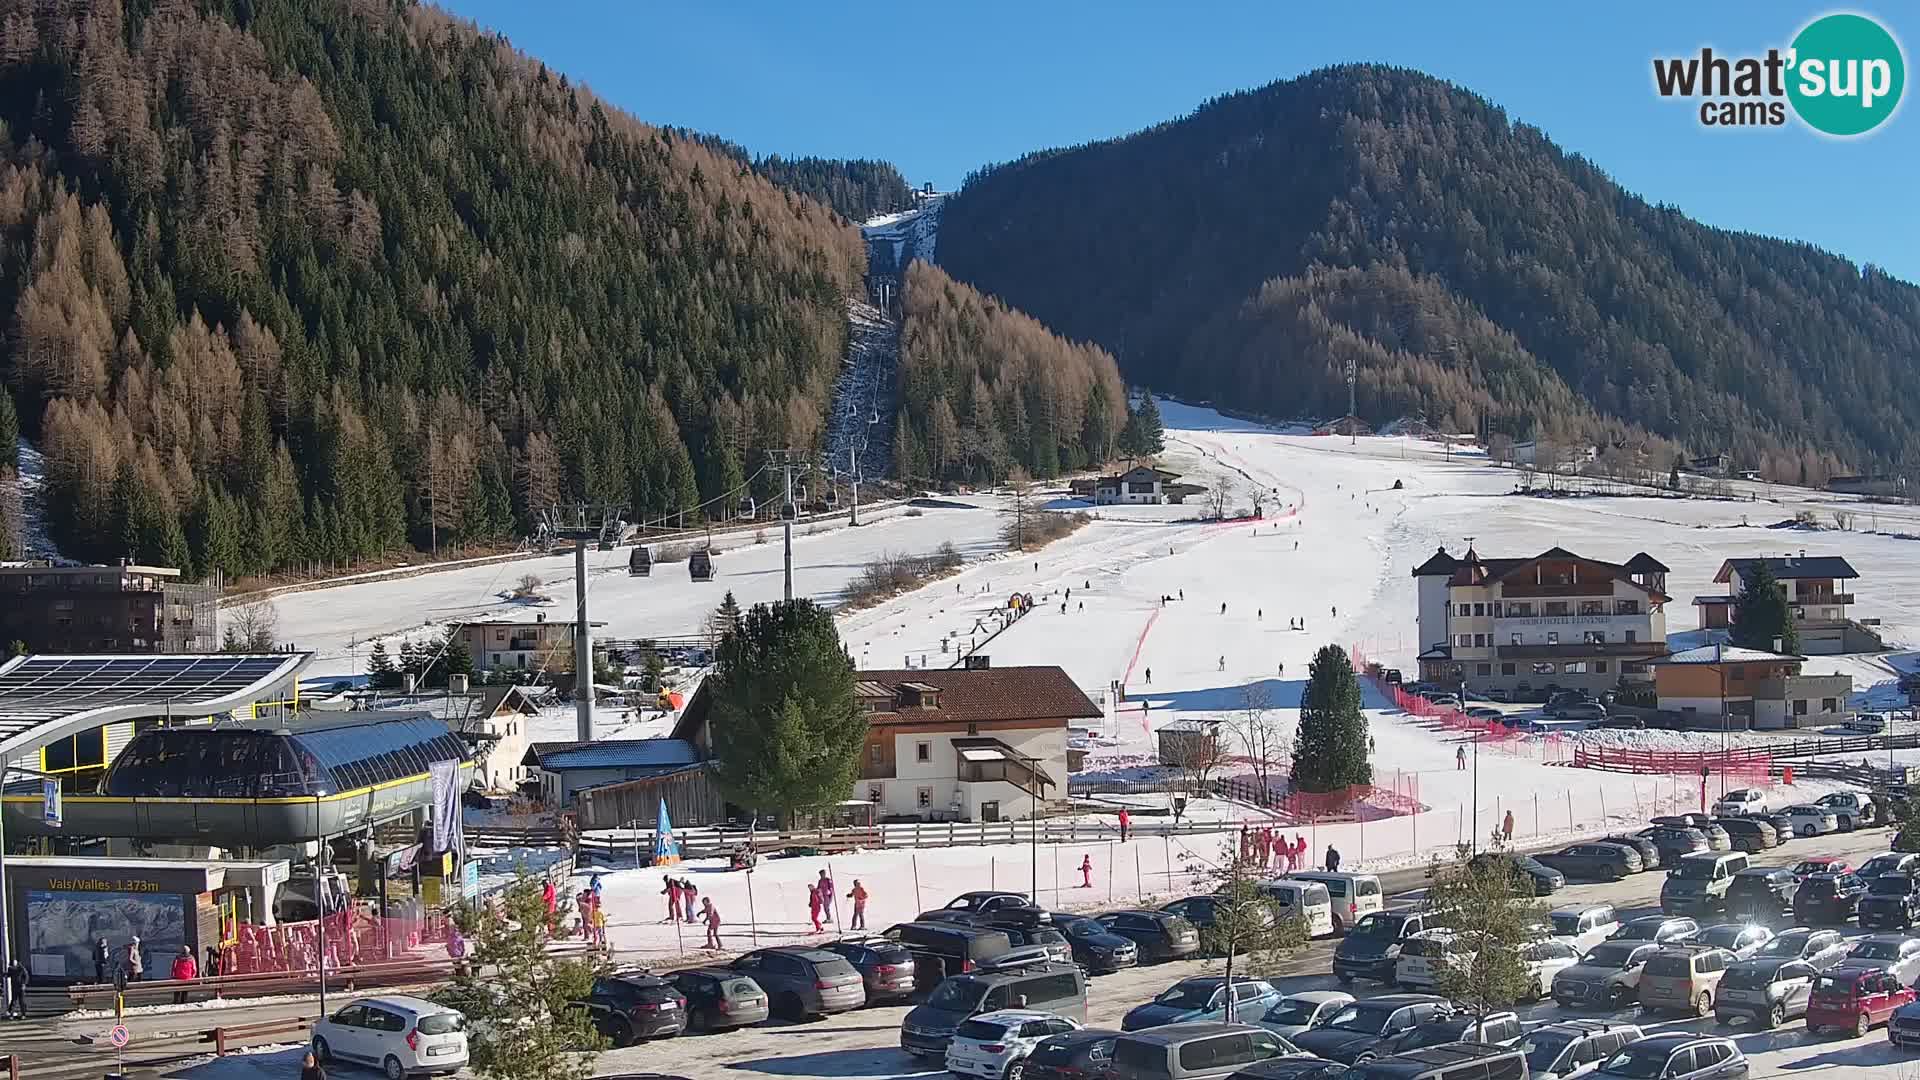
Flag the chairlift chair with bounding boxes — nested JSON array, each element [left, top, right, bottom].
[[689, 547, 715, 581], [629, 546, 652, 577]]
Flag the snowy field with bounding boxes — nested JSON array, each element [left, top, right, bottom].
[[274, 400, 1920, 959]]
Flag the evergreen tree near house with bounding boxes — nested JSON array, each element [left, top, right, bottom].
[[1422, 840, 1548, 1014], [707, 600, 868, 827], [1731, 561, 1800, 655], [1291, 645, 1373, 793], [367, 640, 399, 690], [438, 629, 475, 687], [1669, 461, 1682, 490]]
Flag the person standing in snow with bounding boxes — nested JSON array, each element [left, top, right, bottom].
[[681, 878, 699, 924], [1117, 807, 1132, 843], [1295, 835, 1308, 867], [1218, 655, 1226, 671], [701, 898, 722, 949], [125, 937, 145, 981], [1325, 845, 1341, 872], [807, 883, 824, 932], [848, 881, 869, 930], [1456, 745, 1467, 771], [591, 905, 607, 949], [662, 878, 682, 922], [1145, 668, 1152, 684], [817, 869, 835, 921], [1079, 854, 1094, 888], [1502, 810, 1515, 844]]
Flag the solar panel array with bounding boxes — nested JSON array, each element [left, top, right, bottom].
[[0, 654, 302, 742]]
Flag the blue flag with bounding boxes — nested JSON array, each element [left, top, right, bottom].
[[653, 797, 681, 864]]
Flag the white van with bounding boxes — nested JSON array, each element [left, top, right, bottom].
[[1289, 872, 1384, 934], [1395, 928, 1465, 989], [1259, 880, 1335, 938]]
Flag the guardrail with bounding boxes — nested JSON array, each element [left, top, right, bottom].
[[471, 818, 1264, 860], [1571, 732, 1920, 774], [209, 1018, 313, 1056], [65, 957, 453, 1008]]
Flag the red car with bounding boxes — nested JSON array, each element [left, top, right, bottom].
[[1805, 967, 1915, 1037], [1794, 857, 1853, 879]]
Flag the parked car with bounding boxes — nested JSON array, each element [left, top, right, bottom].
[[663, 968, 769, 1033], [1711, 817, 1778, 853], [1724, 868, 1799, 924], [1684, 922, 1774, 960], [1548, 904, 1623, 954], [1289, 996, 1452, 1065], [1889, 999, 1920, 1050], [1834, 934, 1920, 984], [1806, 967, 1916, 1037], [1026, 1028, 1123, 1080], [1394, 930, 1463, 991], [568, 974, 687, 1047], [1050, 912, 1140, 973], [1465, 706, 1504, 722], [900, 961, 1089, 1059], [1258, 881, 1336, 938], [1858, 874, 1920, 931], [1793, 873, 1870, 925], [1610, 914, 1700, 945], [1523, 939, 1586, 999], [1637, 946, 1737, 1016], [1097, 910, 1202, 962], [1660, 852, 1751, 915], [984, 921, 1075, 966], [1600, 834, 1662, 870], [312, 996, 470, 1079], [923, 891, 1045, 923], [1556, 701, 1609, 722], [1161, 895, 1275, 955], [1554, 942, 1665, 1009], [1228, 1061, 1351, 1080], [1253, 991, 1355, 1041], [1844, 714, 1888, 735], [884, 922, 1015, 990], [1859, 852, 1920, 883], [1714, 958, 1820, 1028], [1654, 816, 1732, 851], [1593, 716, 1647, 731], [1537, 843, 1643, 882], [1426, 694, 1461, 708], [1753, 927, 1850, 969], [819, 937, 919, 1002], [1285, 872, 1385, 933], [1712, 789, 1770, 818], [1637, 826, 1710, 862], [1334, 910, 1434, 985], [729, 947, 865, 1020], [1792, 857, 1851, 878], [1815, 790, 1878, 829], [1465, 852, 1565, 895], [1111, 1022, 1300, 1080], [1518, 1020, 1643, 1080], [1781, 806, 1842, 837], [1123, 977, 1286, 1031], [1380, 1012, 1522, 1054], [1342, 1043, 1529, 1080], [946, 1010, 1081, 1080], [1593, 1034, 1747, 1080]]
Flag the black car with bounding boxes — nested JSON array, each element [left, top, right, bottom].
[[919, 891, 1045, 924], [1858, 874, 1920, 930], [1859, 853, 1920, 883], [1334, 910, 1434, 984], [1535, 842, 1643, 881], [1228, 1060, 1352, 1080], [979, 920, 1074, 966], [1792, 872, 1869, 925], [1725, 868, 1799, 923], [1465, 852, 1565, 895], [1160, 895, 1276, 955], [1638, 826, 1711, 862], [1712, 817, 1779, 853], [1096, 909, 1201, 962], [1047, 912, 1139, 973], [1608, 914, 1699, 944], [1027, 1028, 1122, 1080], [572, 973, 688, 1045], [882, 921, 1014, 989], [818, 936, 919, 1001], [1289, 994, 1453, 1064], [664, 967, 769, 1032], [1602, 834, 1663, 870]]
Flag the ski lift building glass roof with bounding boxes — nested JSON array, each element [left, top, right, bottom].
[[0, 653, 312, 759]]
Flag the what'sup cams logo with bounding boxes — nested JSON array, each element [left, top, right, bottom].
[[1653, 12, 1906, 135]]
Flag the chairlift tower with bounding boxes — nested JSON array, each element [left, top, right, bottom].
[[538, 504, 626, 742], [1345, 356, 1358, 447], [767, 451, 812, 602]]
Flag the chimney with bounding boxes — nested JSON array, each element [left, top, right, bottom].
[[965, 655, 991, 670], [536, 612, 546, 623], [403, 673, 417, 694], [449, 673, 470, 694]]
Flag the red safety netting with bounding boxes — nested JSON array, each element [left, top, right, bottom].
[[216, 909, 449, 976], [1570, 744, 1773, 779]]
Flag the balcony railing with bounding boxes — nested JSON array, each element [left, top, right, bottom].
[[1794, 592, 1854, 605], [1496, 582, 1615, 598], [1497, 641, 1669, 659]]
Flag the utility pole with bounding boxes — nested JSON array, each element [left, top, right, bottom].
[[767, 451, 810, 602], [849, 409, 879, 527], [1345, 356, 1358, 447], [540, 505, 624, 742]]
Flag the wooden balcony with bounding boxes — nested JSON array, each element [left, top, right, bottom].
[[1497, 641, 1669, 659]]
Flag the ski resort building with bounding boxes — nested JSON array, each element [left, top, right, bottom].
[[0, 562, 217, 654], [1093, 466, 1182, 505], [1412, 545, 1670, 696], [1647, 644, 1852, 729], [454, 614, 607, 671], [1694, 555, 1881, 655]]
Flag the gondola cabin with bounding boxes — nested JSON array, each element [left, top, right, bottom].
[[689, 547, 715, 581], [629, 546, 652, 577]]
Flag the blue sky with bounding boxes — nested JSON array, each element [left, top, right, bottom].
[[442, 2, 1918, 283]]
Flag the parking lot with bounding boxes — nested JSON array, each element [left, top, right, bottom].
[[592, 823, 1916, 1079]]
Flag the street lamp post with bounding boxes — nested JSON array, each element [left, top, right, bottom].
[[0, 763, 59, 1019], [1463, 679, 1480, 852]]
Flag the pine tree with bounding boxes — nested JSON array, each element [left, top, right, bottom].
[[0, 391, 17, 469], [399, 639, 420, 683], [707, 599, 867, 826], [1134, 392, 1165, 455], [1731, 561, 1800, 654], [1668, 461, 1681, 490], [1291, 645, 1372, 793], [1422, 842, 1548, 1013], [368, 639, 399, 689]]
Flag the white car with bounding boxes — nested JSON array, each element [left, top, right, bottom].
[[1711, 789, 1768, 817], [945, 1009, 1079, 1079], [1522, 939, 1583, 999], [1781, 805, 1841, 837], [1395, 929, 1466, 989], [1815, 790, 1878, 829], [1548, 905, 1622, 955], [313, 996, 468, 1080]]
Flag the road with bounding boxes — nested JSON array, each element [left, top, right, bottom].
[[13, 825, 1908, 1080]]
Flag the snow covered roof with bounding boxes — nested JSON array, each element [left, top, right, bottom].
[[1411, 547, 1458, 577], [522, 738, 701, 771], [1653, 645, 1805, 665], [1715, 556, 1858, 582], [0, 653, 311, 757]]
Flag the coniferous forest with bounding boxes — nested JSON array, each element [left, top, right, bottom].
[[940, 65, 1920, 483], [0, 0, 868, 577]]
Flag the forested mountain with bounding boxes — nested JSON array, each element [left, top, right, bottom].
[[670, 130, 916, 223], [940, 64, 1920, 482], [0, 0, 867, 578], [891, 260, 1125, 484]]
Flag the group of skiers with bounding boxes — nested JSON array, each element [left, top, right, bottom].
[[803, 869, 870, 932], [1239, 825, 1318, 871]]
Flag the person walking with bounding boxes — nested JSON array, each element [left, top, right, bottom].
[[92, 937, 109, 984], [847, 880, 869, 930], [1277, 833, 1293, 872], [591, 904, 608, 948], [1456, 745, 1467, 771], [1117, 807, 1132, 843], [170, 945, 197, 1005], [3, 958, 26, 1019], [1079, 854, 1094, 888], [1295, 835, 1308, 868], [817, 870, 836, 921], [1325, 845, 1341, 873], [701, 897, 722, 950], [1218, 655, 1226, 671], [807, 883, 824, 932], [1502, 810, 1515, 844], [301, 1051, 328, 1080], [125, 936, 145, 981], [681, 878, 699, 924], [662, 877, 683, 922], [1144, 667, 1151, 684]]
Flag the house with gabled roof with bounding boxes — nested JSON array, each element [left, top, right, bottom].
[[1694, 553, 1880, 654], [1093, 465, 1183, 505], [1411, 545, 1670, 695]]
